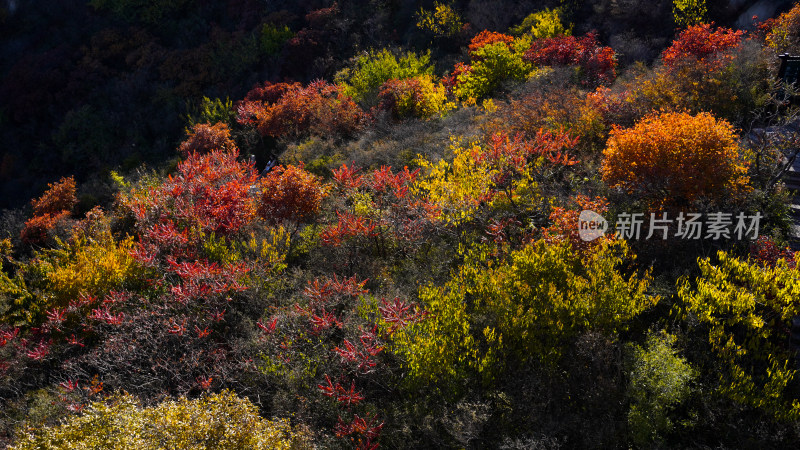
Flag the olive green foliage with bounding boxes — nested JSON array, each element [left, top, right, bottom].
[[10, 391, 312, 449], [509, 8, 572, 39], [679, 251, 800, 420], [185, 96, 235, 129], [261, 24, 293, 56], [627, 331, 696, 446], [391, 239, 657, 391], [335, 48, 433, 106]]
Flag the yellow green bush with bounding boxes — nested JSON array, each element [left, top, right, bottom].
[[509, 7, 572, 39], [10, 390, 313, 449], [391, 239, 656, 390], [449, 41, 533, 102], [335, 48, 433, 106], [672, 0, 707, 28], [2, 224, 140, 325], [678, 251, 800, 420], [377, 75, 455, 119], [627, 331, 697, 445]]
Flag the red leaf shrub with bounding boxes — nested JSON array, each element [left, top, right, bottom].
[[544, 195, 612, 253], [749, 236, 797, 268], [243, 81, 302, 103], [31, 176, 77, 217], [441, 62, 473, 95], [322, 164, 435, 259], [468, 30, 514, 57], [661, 23, 744, 70], [523, 33, 617, 86], [125, 148, 257, 249]]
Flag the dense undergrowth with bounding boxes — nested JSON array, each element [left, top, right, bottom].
[[2, 0, 800, 448]]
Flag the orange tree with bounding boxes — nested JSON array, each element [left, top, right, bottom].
[[257, 163, 328, 225], [20, 177, 78, 246], [236, 80, 364, 140], [601, 111, 748, 208], [178, 122, 237, 156]]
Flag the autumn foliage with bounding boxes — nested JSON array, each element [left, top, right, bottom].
[[5, 4, 800, 448], [377, 75, 453, 119], [178, 122, 237, 156], [257, 164, 328, 224], [468, 30, 514, 57], [764, 3, 800, 53], [237, 80, 365, 139], [125, 148, 257, 242], [524, 33, 617, 86], [544, 195, 612, 252], [21, 176, 77, 245], [749, 236, 798, 268], [661, 24, 744, 69], [601, 111, 748, 207]]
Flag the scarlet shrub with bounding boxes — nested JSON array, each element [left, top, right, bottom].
[[257, 164, 328, 224], [523, 33, 617, 86], [468, 30, 514, 57], [661, 24, 744, 69], [749, 236, 797, 268], [23, 148, 273, 400], [318, 163, 437, 271], [601, 112, 748, 208], [544, 195, 611, 253], [124, 148, 258, 260], [243, 81, 302, 104], [20, 212, 71, 246], [442, 62, 473, 93], [256, 275, 401, 448], [178, 122, 237, 156]]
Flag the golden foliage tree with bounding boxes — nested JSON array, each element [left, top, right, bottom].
[[601, 111, 748, 208]]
